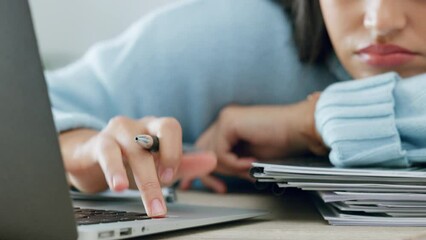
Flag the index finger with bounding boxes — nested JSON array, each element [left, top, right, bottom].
[[127, 150, 167, 218], [109, 118, 167, 218]]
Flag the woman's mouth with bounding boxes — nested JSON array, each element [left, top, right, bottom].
[[356, 44, 417, 68]]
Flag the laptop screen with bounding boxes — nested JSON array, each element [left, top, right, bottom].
[[0, 1, 77, 239]]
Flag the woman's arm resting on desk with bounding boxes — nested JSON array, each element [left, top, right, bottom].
[[59, 116, 216, 217], [191, 97, 327, 193], [190, 72, 426, 192]]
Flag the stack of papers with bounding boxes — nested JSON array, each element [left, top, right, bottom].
[[250, 158, 426, 226]]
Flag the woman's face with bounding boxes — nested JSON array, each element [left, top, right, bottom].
[[320, 0, 426, 79]]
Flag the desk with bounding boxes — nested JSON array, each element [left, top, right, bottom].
[[143, 189, 426, 240]]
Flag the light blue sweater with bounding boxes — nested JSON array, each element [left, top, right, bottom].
[[46, 0, 340, 142], [316, 72, 426, 167], [46, 0, 426, 167]]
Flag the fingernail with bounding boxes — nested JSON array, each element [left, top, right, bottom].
[[112, 175, 126, 190], [151, 198, 165, 216], [161, 168, 174, 184]]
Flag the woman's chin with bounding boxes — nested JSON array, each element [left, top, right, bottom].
[[347, 59, 426, 79]]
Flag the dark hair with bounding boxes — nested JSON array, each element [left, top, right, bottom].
[[278, 0, 333, 64]]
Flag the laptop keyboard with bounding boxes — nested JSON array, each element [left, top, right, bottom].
[[74, 207, 151, 225]]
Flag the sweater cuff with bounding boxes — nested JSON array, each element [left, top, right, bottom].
[[315, 72, 409, 167], [52, 109, 107, 133]]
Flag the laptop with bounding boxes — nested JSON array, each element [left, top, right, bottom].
[[0, 1, 266, 239]]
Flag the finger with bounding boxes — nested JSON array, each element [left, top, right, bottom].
[[214, 167, 255, 182], [175, 151, 217, 180], [178, 152, 218, 191], [95, 134, 129, 192], [109, 119, 167, 218], [200, 175, 227, 194], [215, 156, 255, 181], [195, 123, 216, 149], [236, 170, 256, 182], [218, 153, 255, 172], [179, 178, 193, 190], [211, 118, 249, 171], [216, 166, 254, 181], [142, 117, 182, 185], [127, 150, 167, 218], [214, 110, 240, 155]]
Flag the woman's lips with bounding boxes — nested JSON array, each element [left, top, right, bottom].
[[356, 44, 416, 68]]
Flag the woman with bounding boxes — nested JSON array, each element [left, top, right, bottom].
[[196, 0, 426, 191], [47, 0, 426, 217]]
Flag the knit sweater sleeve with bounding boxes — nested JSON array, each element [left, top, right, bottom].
[[315, 72, 426, 167]]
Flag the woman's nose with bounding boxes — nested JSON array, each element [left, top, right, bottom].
[[363, 0, 407, 39]]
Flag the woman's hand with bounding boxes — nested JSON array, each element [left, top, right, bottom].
[[59, 116, 216, 217], [191, 94, 327, 193]]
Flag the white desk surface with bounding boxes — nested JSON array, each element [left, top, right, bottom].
[[142, 189, 426, 240]]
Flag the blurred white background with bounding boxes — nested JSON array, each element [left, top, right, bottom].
[[29, 0, 180, 70]]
